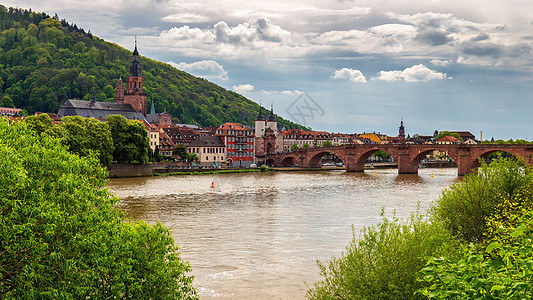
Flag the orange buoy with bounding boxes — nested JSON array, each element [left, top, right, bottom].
[[210, 182, 215, 188]]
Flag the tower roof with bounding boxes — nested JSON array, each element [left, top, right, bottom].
[[130, 39, 142, 77], [267, 102, 277, 122], [256, 105, 266, 121]]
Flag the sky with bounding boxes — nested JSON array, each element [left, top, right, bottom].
[[6, 0, 533, 139]]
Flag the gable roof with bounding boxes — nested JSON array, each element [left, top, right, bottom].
[[188, 135, 225, 147]]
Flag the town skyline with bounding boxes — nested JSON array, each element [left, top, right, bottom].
[[6, 0, 533, 139]]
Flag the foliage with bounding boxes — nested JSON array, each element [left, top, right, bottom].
[[418, 210, 533, 299], [60, 115, 113, 165], [259, 165, 270, 172], [172, 143, 188, 160], [431, 157, 533, 243], [23, 113, 64, 138], [307, 210, 458, 300], [371, 150, 391, 159], [322, 140, 332, 147], [434, 131, 462, 141], [106, 115, 149, 164], [187, 152, 198, 162], [303, 143, 310, 149], [0, 119, 197, 299], [291, 143, 299, 151], [0, 6, 305, 130]]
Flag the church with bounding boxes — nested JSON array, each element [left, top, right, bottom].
[[57, 41, 148, 121]]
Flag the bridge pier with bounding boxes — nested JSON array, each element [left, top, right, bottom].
[[397, 153, 418, 174]]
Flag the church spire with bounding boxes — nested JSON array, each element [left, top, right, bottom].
[[150, 99, 155, 114], [130, 37, 142, 77]]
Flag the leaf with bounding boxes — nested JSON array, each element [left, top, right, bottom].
[[486, 242, 501, 253], [511, 224, 527, 237], [490, 257, 504, 270]]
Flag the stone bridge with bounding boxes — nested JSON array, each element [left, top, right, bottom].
[[266, 144, 533, 176]]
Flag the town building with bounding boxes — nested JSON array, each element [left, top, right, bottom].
[[161, 126, 198, 146], [0, 107, 21, 117], [282, 129, 331, 151], [158, 129, 175, 156], [330, 133, 353, 145], [216, 122, 254, 167], [388, 120, 407, 144], [187, 135, 226, 166], [148, 124, 160, 152], [436, 136, 460, 144]]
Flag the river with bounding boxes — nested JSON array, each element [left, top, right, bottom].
[[107, 168, 459, 299]]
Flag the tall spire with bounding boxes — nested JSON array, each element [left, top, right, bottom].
[[130, 37, 141, 76], [150, 99, 155, 114], [268, 101, 276, 122], [256, 100, 266, 121]]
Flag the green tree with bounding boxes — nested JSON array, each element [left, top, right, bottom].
[[431, 157, 533, 243], [23, 113, 65, 138], [60, 116, 114, 165], [308, 210, 458, 300], [303, 143, 310, 149], [291, 143, 299, 151], [187, 152, 198, 162], [0, 119, 197, 298], [322, 140, 332, 147], [172, 143, 188, 160], [106, 115, 149, 164], [434, 131, 463, 141]]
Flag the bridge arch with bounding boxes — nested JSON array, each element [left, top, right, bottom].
[[411, 149, 459, 169], [281, 156, 297, 167], [470, 149, 520, 170], [307, 150, 345, 168], [353, 148, 396, 172]]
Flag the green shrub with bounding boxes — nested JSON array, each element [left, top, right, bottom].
[[0, 119, 197, 299], [431, 157, 533, 243], [307, 209, 458, 300], [418, 210, 533, 299]]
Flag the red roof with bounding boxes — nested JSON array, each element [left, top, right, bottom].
[[438, 136, 459, 142]]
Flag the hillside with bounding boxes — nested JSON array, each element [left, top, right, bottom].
[[0, 6, 305, 129]]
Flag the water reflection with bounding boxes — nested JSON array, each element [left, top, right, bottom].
[[107, 168, 458, 299]]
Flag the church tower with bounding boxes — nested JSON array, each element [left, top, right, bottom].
[[398, 119, 406, 143], [123, 39, 147, 115]]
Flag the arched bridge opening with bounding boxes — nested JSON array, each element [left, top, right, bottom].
[[307, 150, 345, 169], [350, 149, 396, 172], [281, 156, 297, 167]]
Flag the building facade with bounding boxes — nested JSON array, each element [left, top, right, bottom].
[[187, 135, 226, 166], [216, 122, 254, 167]]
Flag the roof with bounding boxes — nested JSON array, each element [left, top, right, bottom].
[[218, 122, 252, 131], [438, 136, 459, 142], [188, 135, 225, 147], [57, 99, 147, 121]]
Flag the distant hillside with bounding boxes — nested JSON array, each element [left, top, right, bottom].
[[0, 6, 305, 129]]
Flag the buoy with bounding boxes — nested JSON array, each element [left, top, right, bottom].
[[373, 171, 376, 176], [389, 168, 392, 171], [431, 173, 434, 178], [441, 169, 443, 173], [210, 182, 215, 188]]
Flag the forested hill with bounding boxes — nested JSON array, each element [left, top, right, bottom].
[[0, 6, 305, 129]]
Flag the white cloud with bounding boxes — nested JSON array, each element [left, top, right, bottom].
[[372, 64, 448, 82], [168, 60, 229, 80], [162, 13, 211, 23], [233, 84, 255, 93], [281, 90, 305, 96], [214, 17, 291, 45], [430, 59, 451, 67], [331, 68, 367, 82]]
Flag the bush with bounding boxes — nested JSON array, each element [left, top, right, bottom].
[[307, 209, 458, 300], [418, 210, 533, 299], [431, 157, 533, 243], [0, 120, 197, 299]]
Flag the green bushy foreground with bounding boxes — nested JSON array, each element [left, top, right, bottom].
[[308, 157, 533, 299], [0, 119, 197, 299]]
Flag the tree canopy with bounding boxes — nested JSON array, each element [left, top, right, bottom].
[[0, 119, 197, 298]]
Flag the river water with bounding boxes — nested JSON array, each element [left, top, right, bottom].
[[107, 168, 459, 299]]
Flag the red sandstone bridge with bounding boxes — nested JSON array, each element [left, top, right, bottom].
[[266, 144, 533, 176]]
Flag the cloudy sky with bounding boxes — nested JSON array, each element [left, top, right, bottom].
[[7, 0, 533, 139]]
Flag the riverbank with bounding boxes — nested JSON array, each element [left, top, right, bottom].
[[154, 168, 268, 176]]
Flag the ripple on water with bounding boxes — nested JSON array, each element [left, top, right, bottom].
[[108, 169, 458, 299]]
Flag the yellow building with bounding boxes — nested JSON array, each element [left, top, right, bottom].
[[359, 132, 389, 144], [187, 135, 226, 166]]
